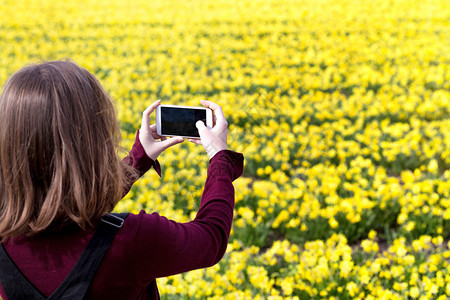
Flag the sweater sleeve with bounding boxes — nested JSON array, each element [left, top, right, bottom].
[[121, 130, 161, 196], [133, 150, 244, 280]]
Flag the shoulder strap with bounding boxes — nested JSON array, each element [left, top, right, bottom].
[[0, 243, 46, 299], [0, 213, 129, 300]]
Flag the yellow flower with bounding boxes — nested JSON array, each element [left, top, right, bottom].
[[427, 159, 439, 174], [340, 260, 353, 278], [346, 281, 358, 297], [272, 210, 289, 228], [329, 217, 339, 229], [409, 286, 420, 298], [405, 221, 416, 232]]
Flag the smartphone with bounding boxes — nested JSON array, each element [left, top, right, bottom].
[[156, 104, 213, 138]]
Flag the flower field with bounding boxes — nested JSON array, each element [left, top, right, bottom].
[[1, 0, 450, 298]]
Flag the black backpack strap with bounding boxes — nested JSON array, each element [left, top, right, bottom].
[[0, 243, 46, 299], [0, 213, 129, 300], [48, 213, 129, 299]]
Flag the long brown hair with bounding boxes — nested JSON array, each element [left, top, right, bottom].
[[0, 60, 134, 239]]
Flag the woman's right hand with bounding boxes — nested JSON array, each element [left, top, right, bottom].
[[189, 100, 228, 159]]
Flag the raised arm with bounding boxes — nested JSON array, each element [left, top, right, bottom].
[[133, 149, 243, 279], [131, 100, 244, 279]]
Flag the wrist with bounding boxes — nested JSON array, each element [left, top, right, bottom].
[[205, 143, 227, 159]]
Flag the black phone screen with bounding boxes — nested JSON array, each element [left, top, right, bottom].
[[160, 107, 207, 137]]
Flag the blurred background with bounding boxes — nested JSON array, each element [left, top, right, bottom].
[[0, 0, 449, 298]]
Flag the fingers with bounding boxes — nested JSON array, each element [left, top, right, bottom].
[[141, 99, 161, 130], [200, 100, 219, 110], [149, 124, 157, 132], [149, 124, 168, 140], [149, 124, 160, 139], [188, 138, 202, 145], [200, 100, 227, 127]]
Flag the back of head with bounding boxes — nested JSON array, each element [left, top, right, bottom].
[[0, 61, 130, 239]]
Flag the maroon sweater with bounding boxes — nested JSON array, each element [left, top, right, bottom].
[[0, 135, 244, 299]]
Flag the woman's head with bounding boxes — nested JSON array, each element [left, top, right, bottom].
[[0, 60, 131, 239]]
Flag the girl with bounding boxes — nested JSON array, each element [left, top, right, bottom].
[[0, 60, 243, 299]]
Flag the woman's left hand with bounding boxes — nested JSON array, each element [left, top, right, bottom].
[[139, 100, 184, 160]]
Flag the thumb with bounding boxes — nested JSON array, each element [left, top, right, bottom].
[[161, 137, 184, 150], [196, 120, 208, 136], [148, 137, 184, 161], [196, 120, 206, 130]]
